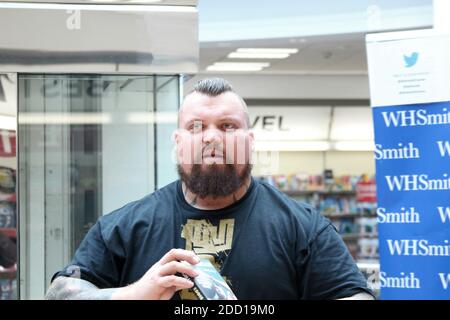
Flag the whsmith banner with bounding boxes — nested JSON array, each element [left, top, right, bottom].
[[366, 30, 450, 299]]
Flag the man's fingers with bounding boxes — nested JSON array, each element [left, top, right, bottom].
[[158, 275, 194, 289], [159, 261, 199, 278], [160, 286, 178, 300], [159, 248, 200, 265]]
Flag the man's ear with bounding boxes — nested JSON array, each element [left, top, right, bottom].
[[172, 129, 181, 165], [173, 129, 180, 144], [248, 129, 254, 141], [248, 129, 255, 150]]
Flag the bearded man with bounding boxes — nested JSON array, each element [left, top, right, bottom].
[[46, 78, 374, 300]]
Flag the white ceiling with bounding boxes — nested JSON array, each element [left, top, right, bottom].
[[198, 0, 432, 75], [200, 33, 369, 75], [199, 0, 432, 42]]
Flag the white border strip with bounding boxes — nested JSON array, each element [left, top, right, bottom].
[[0, 2, 196, 12]]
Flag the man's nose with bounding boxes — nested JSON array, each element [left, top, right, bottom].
[[202, 127, 223, 145]]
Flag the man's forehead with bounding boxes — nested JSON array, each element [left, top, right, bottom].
[[179, 91, 246, 121], [182, 91, 243, 109]]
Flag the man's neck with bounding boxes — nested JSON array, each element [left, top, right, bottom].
[[182, 177, 252, 210]]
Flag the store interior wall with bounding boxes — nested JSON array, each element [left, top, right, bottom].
[[184, 74, 370, 100]]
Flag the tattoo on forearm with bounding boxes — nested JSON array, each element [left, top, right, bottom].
[[45, 277, 118, 300]]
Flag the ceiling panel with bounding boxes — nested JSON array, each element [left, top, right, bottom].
[[200, 33, 369, 75]]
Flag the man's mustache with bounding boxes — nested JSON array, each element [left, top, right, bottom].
[[202, 144, 224, 157], [190, 143, 230, 163]]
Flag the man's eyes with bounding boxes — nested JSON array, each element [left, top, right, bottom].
[[192, 123, 203, 130], [187, 123, 237, 131], [187, 122, 202, 131], [222, 123, 236, 130]]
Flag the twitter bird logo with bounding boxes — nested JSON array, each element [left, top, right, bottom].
[[403, 52, 419, 68]]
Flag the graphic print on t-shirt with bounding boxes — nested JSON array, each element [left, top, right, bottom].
[[179, 218, 235, 300]]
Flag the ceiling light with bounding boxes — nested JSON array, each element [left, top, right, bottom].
[[19, 113, 111, 125], [127, 112, 177, 124], [227, 52, 290, 59], [236, 48, 299, 54], [207, 62, 270, 72]]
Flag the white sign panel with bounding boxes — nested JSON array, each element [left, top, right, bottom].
[[248, 106, 331, 141], [366, 29, 450, 107]]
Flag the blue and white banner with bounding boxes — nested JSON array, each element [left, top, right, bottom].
[[366, 30, 450, 299]]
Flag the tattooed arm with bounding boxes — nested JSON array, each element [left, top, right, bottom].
[[45, 277, 119, 300], [45, 249, 200, 300]]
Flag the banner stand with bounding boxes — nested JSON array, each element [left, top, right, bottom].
[[366, 29, 450, 299]]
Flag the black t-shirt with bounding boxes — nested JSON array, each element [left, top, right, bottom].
[[53, 178, 373, 299]]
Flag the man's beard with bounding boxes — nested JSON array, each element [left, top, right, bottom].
[[177, 163, 252, 199]]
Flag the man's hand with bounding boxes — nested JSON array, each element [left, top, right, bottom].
[[45, 249, 200, 300], [112, 248, 200, 300]]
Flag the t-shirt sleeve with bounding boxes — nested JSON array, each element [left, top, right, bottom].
[[299, 221, 375, 300], [51, 220, 122, 289]]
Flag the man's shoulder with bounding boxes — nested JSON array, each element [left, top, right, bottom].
[[255, 178, 331, 239], [255, 178, 318, 216]]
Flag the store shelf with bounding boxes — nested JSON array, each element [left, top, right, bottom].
[[325, 213, 359, 219], [325, 212, 377, 219], [359, 234, 378, 239], [359, 213, 378, 218], [357, 261, 380, 270], [0, 193, 16, 202], [0, 265, 16, 280], [341, 233, 378, 241], [0, 269, 16, 280], [0, 228, 16, 238], [341, 233, 360, 241], [283, 190, 356, 197]]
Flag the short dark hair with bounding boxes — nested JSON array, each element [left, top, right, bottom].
[[192, 78, 235, 96], [182, 78, 250, 127]]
